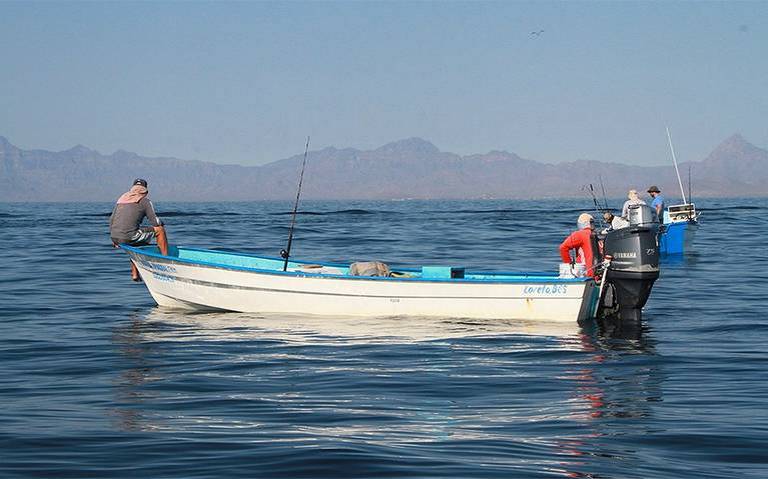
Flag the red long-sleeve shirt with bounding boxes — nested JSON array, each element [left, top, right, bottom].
[[559, 227, 596, 277]]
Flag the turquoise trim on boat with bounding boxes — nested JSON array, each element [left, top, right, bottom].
[[178, 248, 293, 272], [421, 266, 465, 279], [120, 244, 592, 285]]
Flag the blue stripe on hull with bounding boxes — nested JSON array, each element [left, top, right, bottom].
[[121, 244, 592, 285]]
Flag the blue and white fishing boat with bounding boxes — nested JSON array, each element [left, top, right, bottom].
[[658, 127, 701, 255], [659, 203, 700, 255], [117, 138, 660, 323], [119, 209, 660, 324], [121, 245, 601, 322]]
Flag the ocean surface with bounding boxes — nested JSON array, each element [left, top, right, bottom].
[[1, 198, 766, 478]]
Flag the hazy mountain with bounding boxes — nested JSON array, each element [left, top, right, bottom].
[[1, 134, 767, 202]]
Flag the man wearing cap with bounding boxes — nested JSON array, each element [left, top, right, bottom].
[[110, 178, 169, 281], [647, 185, 665, 222], [559, 213, 599, 278]]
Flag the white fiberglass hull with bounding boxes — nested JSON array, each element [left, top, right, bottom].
[[124, 246, 599, 323]]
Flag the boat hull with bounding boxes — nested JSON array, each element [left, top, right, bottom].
[[659, 220, 698, 255], [123, 247, 599, 322]]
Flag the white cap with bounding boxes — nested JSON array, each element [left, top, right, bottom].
[[577, 213, 593, 229]]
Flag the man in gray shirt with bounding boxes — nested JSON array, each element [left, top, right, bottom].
[[110, 178, 169, 281]]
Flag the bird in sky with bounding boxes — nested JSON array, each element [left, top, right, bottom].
[[530, 29, 544, 36]]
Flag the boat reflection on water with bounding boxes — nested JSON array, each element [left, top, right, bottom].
[[110, 312, 168, 432], [122, 308, 587, 344], [109, 309, 586, 433], [549, 320, 662, 477], [110, 309, 663, 477], [593, 314, 647, 341], [661, 251, 701, 268]]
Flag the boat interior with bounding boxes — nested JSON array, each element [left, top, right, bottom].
[[665, 203, 699, 223], [127, 245, 587, 283]]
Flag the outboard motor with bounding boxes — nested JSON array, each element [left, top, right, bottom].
[[600, 205, 660, 321]]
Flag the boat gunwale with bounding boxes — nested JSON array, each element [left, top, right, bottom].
[[121, 244, 592, 285]]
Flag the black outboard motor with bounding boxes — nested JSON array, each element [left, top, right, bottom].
[[600, 205, 660, 321]]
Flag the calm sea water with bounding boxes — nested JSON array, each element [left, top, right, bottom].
[[1, 198, 767, 478]]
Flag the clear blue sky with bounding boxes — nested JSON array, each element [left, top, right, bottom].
[[1, 1, 765, 166]]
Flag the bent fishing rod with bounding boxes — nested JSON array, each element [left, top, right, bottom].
[[281, 136, 310, 272]]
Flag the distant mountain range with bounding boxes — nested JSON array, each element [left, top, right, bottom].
[[2, 134, 767, 202]]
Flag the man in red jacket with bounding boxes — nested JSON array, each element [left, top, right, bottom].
[[559, 213, 598, 278]]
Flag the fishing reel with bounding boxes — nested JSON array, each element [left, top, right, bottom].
[[280, 249, 289, 259], [593, 255, 611, 282]]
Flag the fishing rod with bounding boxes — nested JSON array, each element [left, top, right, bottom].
[[598, 174, 609, 210], [688, 164, 693, 205], [281, 136, 310, 272], [665, 126, 688, 205], [588, 184, 601, 213], [687, 163, 699, 221], [583, 183, 607, 226]]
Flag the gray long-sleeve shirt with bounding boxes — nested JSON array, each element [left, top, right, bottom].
[[109, 197, 162, 242]]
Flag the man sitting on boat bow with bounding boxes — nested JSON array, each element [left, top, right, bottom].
[[109, 178, 169, 281]]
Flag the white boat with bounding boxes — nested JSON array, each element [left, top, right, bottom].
[[121, 245, 600, 322]]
